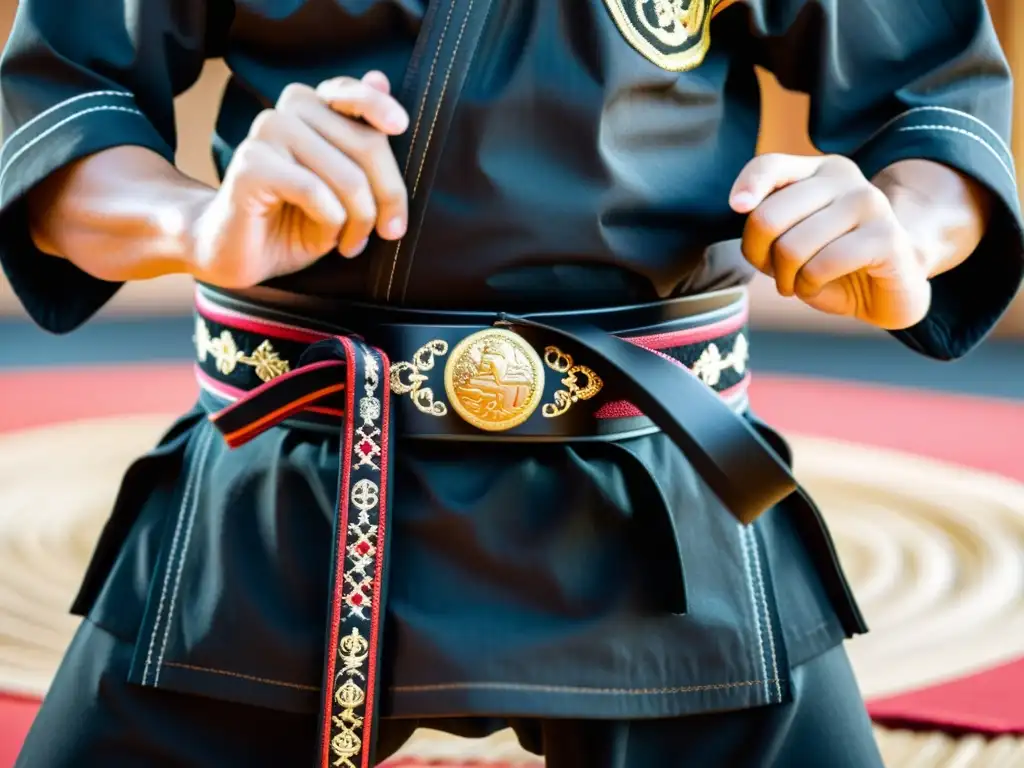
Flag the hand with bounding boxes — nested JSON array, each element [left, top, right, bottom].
[[729, 153, 932, 330], [189, 71, 409, 289]]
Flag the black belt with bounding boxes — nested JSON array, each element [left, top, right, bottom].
[[195, 284, 797, 768]]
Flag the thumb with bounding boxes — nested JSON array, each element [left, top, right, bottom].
[[730, 153, 824, 213]]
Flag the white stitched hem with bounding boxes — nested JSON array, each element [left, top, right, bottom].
[[864, 106, 1015, 173], [0, 90, 133, 162], [738, 523, 771, 703], [745, 525, 781, 703], [0, 104, 146, 199], [895, 124, 1018, 191], [139, 424, 212, 687], [153, 425, 214, 687]]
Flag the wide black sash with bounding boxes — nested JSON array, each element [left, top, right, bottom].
[[202, 294, 802, 768]]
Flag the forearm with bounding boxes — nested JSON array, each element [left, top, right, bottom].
[[27, 146, 215, 282], [872, 159, 993, 279]]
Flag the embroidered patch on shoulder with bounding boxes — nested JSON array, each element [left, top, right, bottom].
[[602, 0, 730, 72]]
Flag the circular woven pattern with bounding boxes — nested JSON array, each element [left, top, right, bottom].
[[0, 418, 1022, 766], [790, 434, 1024, 698]]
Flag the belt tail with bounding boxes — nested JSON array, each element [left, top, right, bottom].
[[509, 316, 797, 525], [318, 337, 392, 768]]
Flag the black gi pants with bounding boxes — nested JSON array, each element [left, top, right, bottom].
[[16, 619, 883, 768]]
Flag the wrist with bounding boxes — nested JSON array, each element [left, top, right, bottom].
[[28, 147, 220, 283], [873, 175, 945, 277], [167, 186, 218, 280], [872, 159, 991, 279]]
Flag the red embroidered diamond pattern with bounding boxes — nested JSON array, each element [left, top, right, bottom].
[[343, 512, 378, 620], [353, 426, 381, 470]]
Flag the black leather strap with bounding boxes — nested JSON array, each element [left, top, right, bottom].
[[510, 315, 797, 525]]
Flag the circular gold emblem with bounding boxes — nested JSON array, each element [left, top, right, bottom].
[[443, 328, 545, 432]]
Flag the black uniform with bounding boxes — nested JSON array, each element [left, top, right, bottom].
[[1, 0, 1021, 766]]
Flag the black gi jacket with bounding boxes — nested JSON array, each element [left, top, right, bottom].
[[1, 0, 1022, 721]]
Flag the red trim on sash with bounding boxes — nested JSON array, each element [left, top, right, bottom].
[[364, 352, 391, 768], [207, 336, 393, 768], [318, 337, 358, 767]]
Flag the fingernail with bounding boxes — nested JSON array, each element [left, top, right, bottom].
[[731, 191, 755, 210], [342, 238, 369, 258], [385, 217, 406, 238], [386, 109, 409, 132]]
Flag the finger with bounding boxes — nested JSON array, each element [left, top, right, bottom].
[[290, 100, 408, 241], [792, 223, 888, 300], [770, 198, 862, 297], [740, 178, 837, 276], [730, 153, 825, 213], [361, 70, 391, 94], [231, 141, 346, 232], [315, 76, 409, 135], [799, 265, 930, 329], [792, 278, 855, 318], [254, 110, 379, 256]]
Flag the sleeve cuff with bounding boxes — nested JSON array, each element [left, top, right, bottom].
[[851, 107, 1024, 360], [0, 90, 175, 334]]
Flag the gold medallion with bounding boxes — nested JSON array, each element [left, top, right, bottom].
[[443, 328, 545, 432], [601, 0, 726, 72]]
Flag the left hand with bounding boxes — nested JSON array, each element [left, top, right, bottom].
[[730, 153, 931, 330]]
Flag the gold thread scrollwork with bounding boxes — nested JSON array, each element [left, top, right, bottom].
[[691, 333, 749, 387], [194, 317, 291, 383], [390, 340, 449, 417], [601, 0, 726, 73], [541, 346, 604, 419], [330, 628, 369, 768]]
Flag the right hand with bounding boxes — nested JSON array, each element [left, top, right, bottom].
[[189, 71, 409, 289]]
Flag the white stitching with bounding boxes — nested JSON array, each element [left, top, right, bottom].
[[140, 425, 210, 686], [386, 0, 476, 301], [390, 678, 782, 695], [863, 106, 1015, 172], [153, 426, 214, 687], [0, 90, 133, 162], [381, 1, 457, 300], [746, 526, 781, 704], [400, 4, 457, 179], [895, 124, 1017, 190], [0, 104, 146, 196], [738, 524, 770, 702]]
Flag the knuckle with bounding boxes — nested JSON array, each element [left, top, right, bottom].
[[852, 184, 891, 216], [824, 154, 861, 178], [748, 205, 780, 236], [794, 264, 827, 290], [377, 184, 408, 212], [317, 75, 359, 93], [345, 126, 383, 156], [276, 82, 314, 110], [796, 259, 826, 287], [248, 109, 279, 138], [231, 139, 270, 171], [772, 234, 803, 266], [345, 185, 377, 224]]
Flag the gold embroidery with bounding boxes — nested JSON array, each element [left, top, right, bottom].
[[194, 317, 291, 382], [601, 0, 727, 72], [643, 0, 701, 44], [542, 346, 604, 419], [692, 333, 748, 387], [444, 328, 546, 432], [330, 628, 369, 768], [390, 340, 449, 417]]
